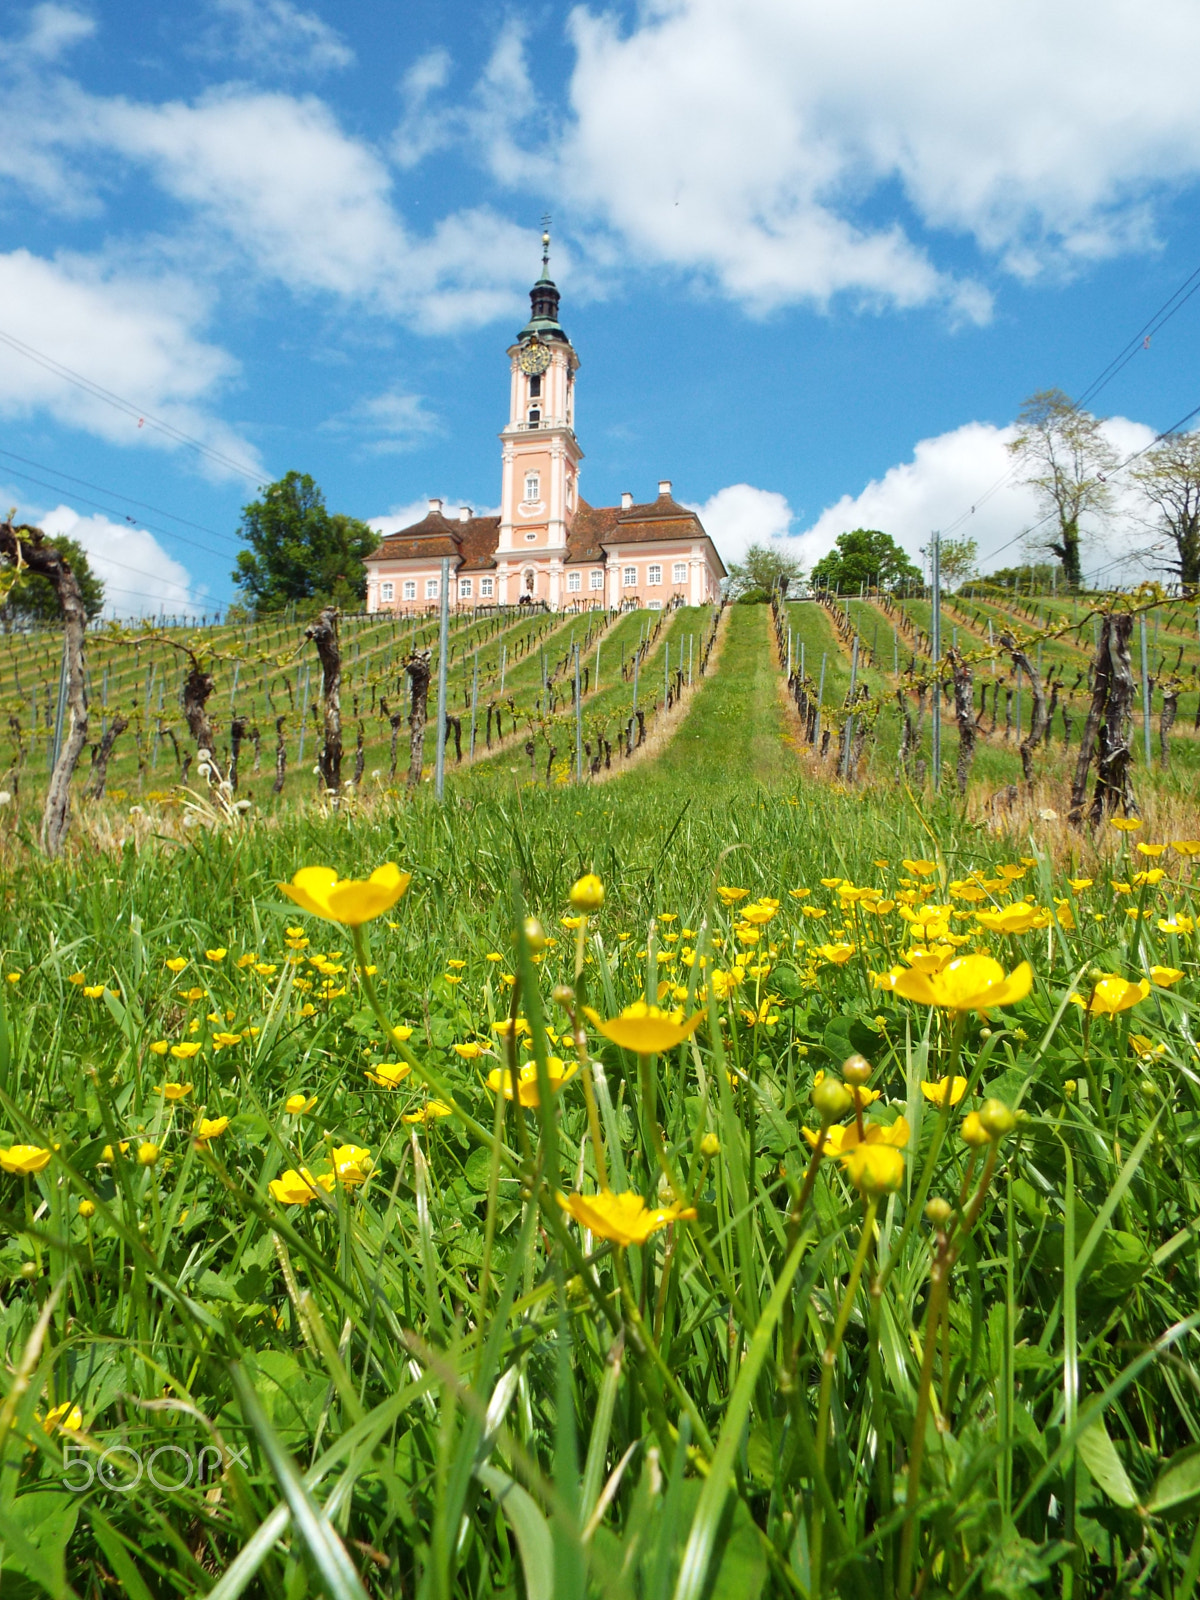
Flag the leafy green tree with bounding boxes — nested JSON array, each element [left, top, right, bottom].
[[962, 560, 1066, 595], [810, 528, 921, 593], [933, 535, 978, 591], [1007, 389, 1114, 590], [724, 542, 805, 601], [0, 534, 105, 628], [232, 472, 376, 615]]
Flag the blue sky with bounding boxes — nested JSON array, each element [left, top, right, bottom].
[[5, 0, 1200, 615]]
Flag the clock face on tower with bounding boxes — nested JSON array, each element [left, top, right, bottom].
[[518, 341, 551, 376]]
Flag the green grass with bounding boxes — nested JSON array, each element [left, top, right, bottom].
[[0, 598, 1198, 1598]]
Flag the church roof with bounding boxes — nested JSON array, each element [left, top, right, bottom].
[[366, 489, 726, 577]]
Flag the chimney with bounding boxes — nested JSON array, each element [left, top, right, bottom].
[[658, 480, 672, 499], [459, 506, 472, 522], [620, 491, 633, 510], [428, 497, 443, 515]]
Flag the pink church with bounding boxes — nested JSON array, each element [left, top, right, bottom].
[[364, 238, 726, 615]]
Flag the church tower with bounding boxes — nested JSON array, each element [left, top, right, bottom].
[[496, 232, 582, 608]]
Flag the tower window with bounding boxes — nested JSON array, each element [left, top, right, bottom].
[[523, 472, 540, 502], [528, 409, 541, 426], [529, 375, 541, 397]]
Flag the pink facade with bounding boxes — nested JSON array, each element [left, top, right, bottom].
[[364, 244, 725, 614]]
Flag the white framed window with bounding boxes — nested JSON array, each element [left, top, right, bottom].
[[480, 576, 494, 597], [589, 569, 604, 590], [380, 581, 394, 602], [623, 566, 637, 588], [647, 564, 662, 585], [567, 570, 581, 592], [425, 577, 439, 599], [459, 578, 473, 598], [648, 599, 662, 611], [673, 562, 687, 584], [403, 580, 416, 601], [523, 472, 540, 502], [527, 409, 541, 426]]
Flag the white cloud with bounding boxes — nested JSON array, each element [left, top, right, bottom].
[[205, 0, 354, 73], [0, 249, 262, 480], [20, 3, 93, 60], [434, 0, 1200, 317], [392, 48, 453, 168], [324, 387, 440, 455], [369, 497, 498, 537], [796, 416, 1161, 583], [686, 483, 796, 567], [39, 505, 203, 618]]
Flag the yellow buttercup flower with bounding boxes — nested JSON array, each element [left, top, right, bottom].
[[137, 1143, 160, 1167], [973, 904, 1051, 934], [149, 1040, 170, 1056], [921, 1076, 968, 1107], [212, 1031, 243, 1049], [170, 1042, 203, 1060], [152, 1082, 192, 1101], [1159, 915, 1194, 935], [1068, 878, 1093, 893], [585, 1001, 703, 1053], [803, 1116, 909, 1154], [453, 1042, 485, 1060], [195, 1116, 229, 1142], [1136, 842, 1166, 858], [403, 1100, 454, 1125], [1132, 869, 1166, 888], [901, 859, 938, 877], [1086, 975, 1150, 1015], [165, 957, 188, 974], [569, 873, 605, 912], [788, 887, 812, 900], [330, 1144, 372, 1185], [269, 1168, 327, 1205], [1170, 839, 1200, 856], [279, 863, 413, 927], [0, 1145, 52, 1175], [41, 1402, 83, 1434], [83, 984, 106, 999], [1150, 966, 1184, 988], [557, 1188, 696, 1245], [206, 948, 227, 962], [1130, 1033, 1167, 1060], [1110, 817, 1142, 832], [364, 1062, 411, 1088], [840, 1143, 905, 1195], [67, 971, 86, 986], [814, 942, 856, 965], [716, 886, 749, 906], [285, 1093, 318, 1115], [877, 955, 1032, 1013], [486, 1057, 578, 1106]]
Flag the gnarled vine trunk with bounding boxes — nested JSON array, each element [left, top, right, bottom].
[[405, 649, 432, 789], [304, 606, 342, 797]]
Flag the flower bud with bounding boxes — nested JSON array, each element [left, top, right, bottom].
[[960, 1112, 990, 1148], [842, 1053, 872, 1086], [812, 1077, 854, 1123], [18, 1261, 38, 1280], [78, 1199, 96, 1219], [978, 1098, 1016, 1140], [701, 1132, 720, 1158], [522, 917, 547, 953], [925, 1197, 953, 1229], [137, 1142, 160, 1167], [1063, 1079, 1077, 1095], [552, 984, 576, 1008], [569, 873, 605, 912]]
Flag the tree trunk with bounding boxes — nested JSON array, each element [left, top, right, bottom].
[[229, 715, 247, 791], [304, 605, 342, 798], [1160, 680, 1180, 767], [85, 715, 129, 800], [0, 522, 89, 857], [946, 647, 977, 797], [353, 721, 365, 785], [999, 633, 1048, 785], [273, 716, 287, 794], [405, 649, 432, 789], [182, 658, 216, 756], [1089, 613, 1137, 826]]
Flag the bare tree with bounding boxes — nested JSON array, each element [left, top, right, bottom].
[[1130, 431, 1200, 592], [1008, 390, 1115, 589], [0, 521, 89, 856]]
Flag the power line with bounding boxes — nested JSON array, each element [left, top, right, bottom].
[[0, 447, 241, 549], [0, 324, 266, 485]]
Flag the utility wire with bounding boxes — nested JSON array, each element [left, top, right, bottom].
[[0, 447, 240, 549], [0, 324, 266, 485]]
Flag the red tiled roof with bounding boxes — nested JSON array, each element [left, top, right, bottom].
[[367, 493, 725, 576]]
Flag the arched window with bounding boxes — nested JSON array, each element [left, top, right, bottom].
[[524, 569, 536, 593]]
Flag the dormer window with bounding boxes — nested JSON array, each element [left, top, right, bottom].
[[523, 472, 540, 502], [529, 375, 541, 397]]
